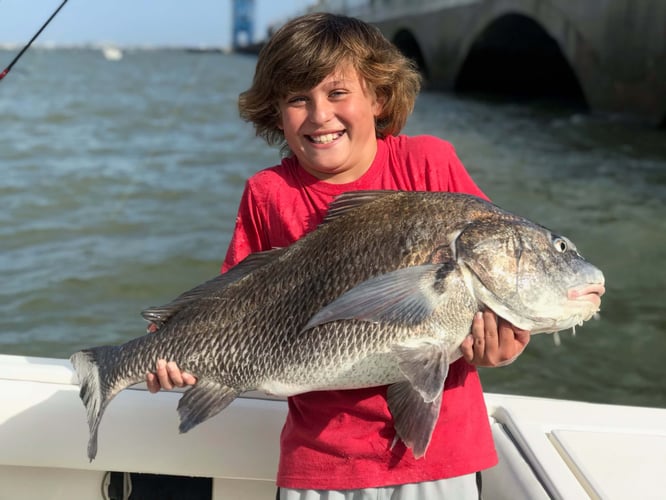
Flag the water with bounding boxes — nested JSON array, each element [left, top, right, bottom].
[[1, 48, 664, 408]]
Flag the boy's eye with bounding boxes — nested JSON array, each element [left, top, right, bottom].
[[286, 96, 307, 105], [329, 90, 348, 99]]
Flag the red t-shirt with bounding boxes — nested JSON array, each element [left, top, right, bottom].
[[222, 134, 498, 490]]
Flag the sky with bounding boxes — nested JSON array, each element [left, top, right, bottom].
[[0, 0, 317, 48]]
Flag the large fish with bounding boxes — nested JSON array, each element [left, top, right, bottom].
[[70, 190, 605, 461]]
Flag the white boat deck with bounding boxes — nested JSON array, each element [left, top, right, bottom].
[[484, 394, 666, 499], [0, 354, 664, 499]]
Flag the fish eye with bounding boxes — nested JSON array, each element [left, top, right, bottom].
[[552, 237, 568, 253]]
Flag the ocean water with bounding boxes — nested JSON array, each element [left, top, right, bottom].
[[1, 48, 664, 408]]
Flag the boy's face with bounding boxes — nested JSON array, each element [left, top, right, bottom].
[[277, 65, 384, 184]]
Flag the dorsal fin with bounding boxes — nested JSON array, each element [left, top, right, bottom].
[[141, 248, 286, 326], [322, 190, 400, 224]]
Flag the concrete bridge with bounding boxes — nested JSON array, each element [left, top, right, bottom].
[[316, 0, 666, 125]]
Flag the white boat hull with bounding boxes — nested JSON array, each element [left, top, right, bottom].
[[1, 354, 664, 499]]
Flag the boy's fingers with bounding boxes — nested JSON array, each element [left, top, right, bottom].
[[460, 334, 474, 362], [146, 372, 159, 393]]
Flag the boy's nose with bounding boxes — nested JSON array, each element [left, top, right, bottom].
[[308, 98, 333, 125]]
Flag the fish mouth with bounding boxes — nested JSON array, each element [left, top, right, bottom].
[[568, 283, 605, 310]]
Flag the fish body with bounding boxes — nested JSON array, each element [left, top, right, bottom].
[[70, 190, 605, 460]]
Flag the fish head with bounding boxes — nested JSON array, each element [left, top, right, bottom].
[[453, 217, 605, 333]]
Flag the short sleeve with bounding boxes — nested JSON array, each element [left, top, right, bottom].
[[221, 182, 270, 273]]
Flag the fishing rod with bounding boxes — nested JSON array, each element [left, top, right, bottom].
[[0, 0, 69, 81]]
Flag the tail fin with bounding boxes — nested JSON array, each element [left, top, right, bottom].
[[70, 348, 117, 461]]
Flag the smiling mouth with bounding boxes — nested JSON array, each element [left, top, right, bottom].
[[307, 131, 345, 144]]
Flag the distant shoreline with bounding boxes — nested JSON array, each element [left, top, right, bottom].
[[0, 43, 239, 53]]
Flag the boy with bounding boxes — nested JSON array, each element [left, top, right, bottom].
[[148, 13, 530, 499]]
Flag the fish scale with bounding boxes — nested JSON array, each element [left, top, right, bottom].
[[70, 190, 605, 461]]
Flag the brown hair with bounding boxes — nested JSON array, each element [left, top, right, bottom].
[[238, 12, 422, 149]]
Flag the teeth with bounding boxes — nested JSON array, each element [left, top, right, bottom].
[[310, 133, 341, 144]]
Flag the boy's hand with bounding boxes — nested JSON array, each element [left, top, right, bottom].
[[144, 322, 198, 392], [146, 360, 198, 393], [461, 310, 530, 367]]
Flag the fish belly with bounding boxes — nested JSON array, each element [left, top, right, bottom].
[[257, 352, 403, 397]]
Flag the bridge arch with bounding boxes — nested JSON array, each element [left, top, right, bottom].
[[392, 29, 429, 79], [455, 13, 587, 108], [346, 0, 665, 123]]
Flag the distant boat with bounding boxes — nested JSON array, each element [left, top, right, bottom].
[[101, 46, 123, 61]]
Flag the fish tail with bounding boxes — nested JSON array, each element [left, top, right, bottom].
[[70, 347, 119, 462]]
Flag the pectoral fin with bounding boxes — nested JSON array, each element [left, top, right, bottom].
[[303, 264, 455, 331], [387, 381, 442, 459], [177, 381, 240, 433]]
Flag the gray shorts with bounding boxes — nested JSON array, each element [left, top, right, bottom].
[[278, 472, 480, 500]]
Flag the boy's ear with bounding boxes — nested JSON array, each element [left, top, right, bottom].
[[373, 93, 387, 116]]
